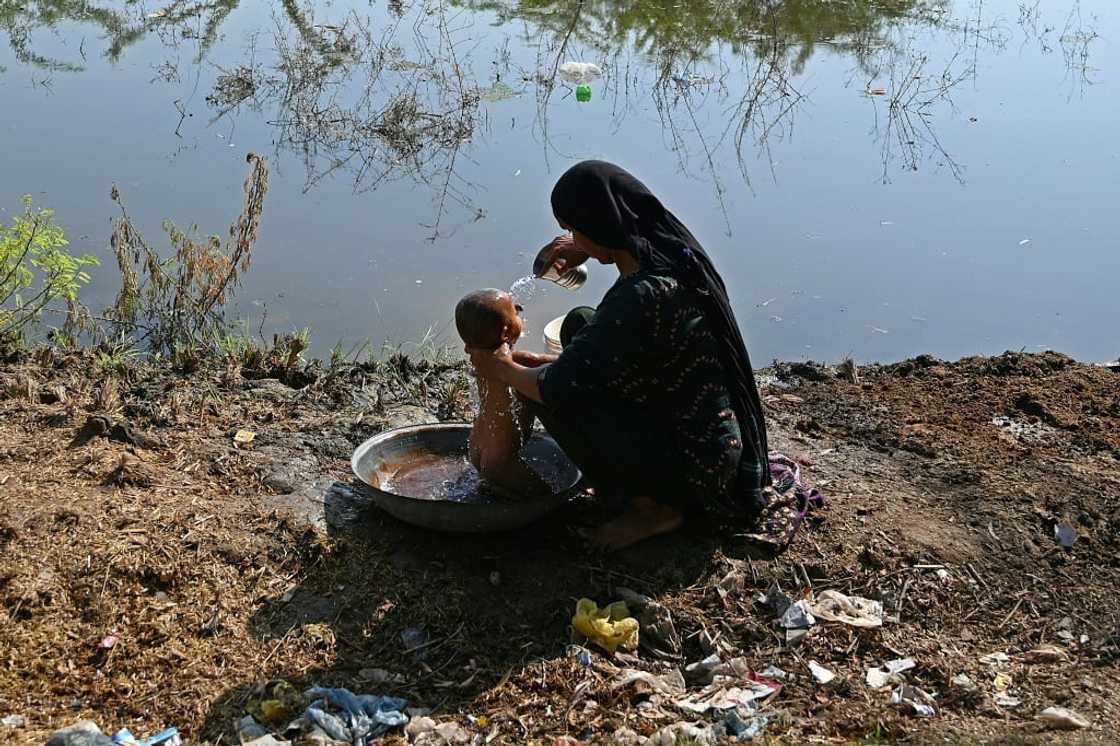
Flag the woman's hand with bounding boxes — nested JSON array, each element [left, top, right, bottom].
[[534, 234, 589, 278], [466, 343, 514, 382]]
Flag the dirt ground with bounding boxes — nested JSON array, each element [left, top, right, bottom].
[[1, 347, 1118, 745]]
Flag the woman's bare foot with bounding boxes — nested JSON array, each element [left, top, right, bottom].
[[591, 496, 683, 551]]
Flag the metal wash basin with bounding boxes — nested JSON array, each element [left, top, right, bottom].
[[351, 423, 582, 533]]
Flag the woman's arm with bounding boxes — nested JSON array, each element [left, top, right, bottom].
[[468, 345, 547, 403]]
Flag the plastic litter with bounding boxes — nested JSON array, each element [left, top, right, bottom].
[[809, 590, 883, 628], [951, 673, 977, 691], [758, 665, 787, 680], [240, 737, 288, 746], [808, 661, 835, 685], [613, 668, 686, 697], [684, 654, 723, 684], [567, 645, 593, 667], [995, 694, 1022, 708], [46, 720, 116, 746], [720, 710, 770, 741], [305, 687, 409, 743], [1, 715, 26, 728], [617, 587, 681, 661], [716, 566, 746, 600], [401, 627, 431, 658], [571, 598, 639, 654], [575, 84, 592, 102], [1055, 522, 1077, 549], [979, 652, 1010, 666], [236, 715, 269, 742], [1038, 706, 1090, 730], [557, 61, 602, 84], [647, 722, 715, 745], [98, 633, 120, 650], [234, 429, 256, 445], [865, 658, 916, 689], [111, 728, 181, 746], [674, 663, 781, 714], [890, 686, 938, 717], [779, 600, 815, 630], [758, 583, 792, 617], [248, 681, 304, 725]]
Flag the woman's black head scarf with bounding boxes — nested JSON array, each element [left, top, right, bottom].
[[551, 160, 771, 491]]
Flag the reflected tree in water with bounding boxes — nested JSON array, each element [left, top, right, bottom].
[[208, 1, 482, 238], [0, 0, 239, 71]]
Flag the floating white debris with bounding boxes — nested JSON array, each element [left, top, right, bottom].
[[558, 61, 602, 85], [1019, 238, 1032, 246]]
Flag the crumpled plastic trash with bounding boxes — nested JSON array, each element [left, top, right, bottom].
[[647, 721, 715, 745], [572, 598, 639, 654], [111, 728, 181, 746], [979, 651, 1011, 666], [248, 681, 305, 725], [758, 583, 792, 617], [1055, 522, 1077, 549], [684, 653, 723, 684], [674, 663, 781, 714], [890, 686, 938, 717], [865, 658, 916, 689], [558, 61, 602, 85], [779, 600, 814, 630], [46, 720, 116, 746], [1038, 706, 1090, 730], [808, 661, 835, 685], [304, 687, 409, 744], [612, 668, 686, 697], [720, 710, 770, 741], [809, 590, 883, 628], [617, 587, 681, 660]]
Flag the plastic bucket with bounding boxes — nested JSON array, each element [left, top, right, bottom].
[[543, 315, 565, 354]]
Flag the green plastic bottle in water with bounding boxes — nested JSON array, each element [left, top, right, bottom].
[[576, 84, 592, 102]]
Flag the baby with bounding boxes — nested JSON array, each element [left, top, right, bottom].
[[455, 289, 549, 497]]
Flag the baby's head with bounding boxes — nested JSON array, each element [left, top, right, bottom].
[[455, 289, 523, 349]]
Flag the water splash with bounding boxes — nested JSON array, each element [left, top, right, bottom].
[[509, 275, 539, 304]]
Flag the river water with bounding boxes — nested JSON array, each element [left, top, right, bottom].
[[2, 0, 1116, 362]]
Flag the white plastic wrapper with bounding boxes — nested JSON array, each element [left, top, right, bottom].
[[558, 61, 602, 84]]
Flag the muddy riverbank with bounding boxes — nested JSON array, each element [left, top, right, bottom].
[[1, 346, 1118, 744]]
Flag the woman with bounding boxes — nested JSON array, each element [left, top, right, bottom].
[[468, 160, 771, 550]]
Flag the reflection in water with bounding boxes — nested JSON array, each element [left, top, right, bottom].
[[0, 0, 239, 71], [0, 0, 1034, 209], [196, 0, 968, 229], [0, 1, 1112, 360], [207, 0, 484, 237]]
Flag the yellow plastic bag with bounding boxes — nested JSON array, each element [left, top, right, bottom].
[[248, 680, 303, 725], [572, 598, 639, 654]]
